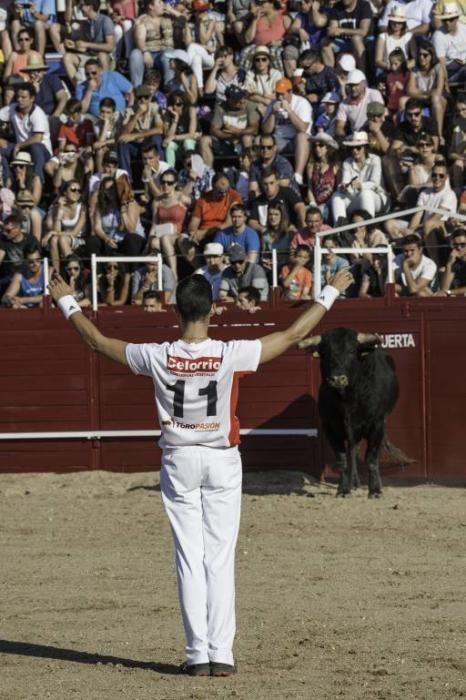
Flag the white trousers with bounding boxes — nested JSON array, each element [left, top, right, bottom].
[[160, 444, 242, 666], [331, 189, 386, 222], [186, 44, 215, 89]]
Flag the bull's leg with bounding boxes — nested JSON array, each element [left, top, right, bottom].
[[366, 425, 384, 498], [349, 444, 360, 490], [336, 450, 350, 497]]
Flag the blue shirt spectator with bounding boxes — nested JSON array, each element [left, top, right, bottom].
[[76, 66, 133, 118], [214, 205, 261, 263]]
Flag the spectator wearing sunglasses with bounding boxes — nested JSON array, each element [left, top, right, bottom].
[[162, 91, 198, 169], [61, 254, 91, 308], [432, 3, 466, 84], [243, 46, 284, 115], [385, 163, 457, 260], [439, 227, 466, 295], [97, 260, 131, 306], [391, 97, 440, 154], [74, 59, 133, 119], [1, 241, 47, 308], [118, 84, 164, 183], [43, 180, 88, 270]]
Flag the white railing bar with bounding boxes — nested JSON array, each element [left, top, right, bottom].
[[91, 254, 162, 312], [43, 257, 50, 296], [313, 206, 462, 298], [0, 428, 318, 440], [272, 247, 278, 288]]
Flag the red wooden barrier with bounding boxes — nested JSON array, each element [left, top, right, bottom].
[[0, 293, 465, 483]]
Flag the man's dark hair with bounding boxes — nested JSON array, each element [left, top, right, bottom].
[[85, 57, 100, 69], [16, 82, 36, 99], [230, 203, 246, 215], [402, 234, 423, 248], [143, 290, 162, 303], [260, 134, 276, 145], [142, 143, 159, 156], [261, 167, 278, 180], [65, 98, 82, 114], [23, 241, 41, 258], [239, 286, 260, 304], [306, 206, 322, 218], [451, 227, 466, 240], [3, 212, 24, 227], [176, 275, 213, 322], [405, 97, 423, 113], [99, 97, 116, 110]]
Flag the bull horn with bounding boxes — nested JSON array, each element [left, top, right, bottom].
[[357, 332, 382, 346], [298, 335, 322, 350]]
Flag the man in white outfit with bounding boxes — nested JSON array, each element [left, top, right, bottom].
[[48, 268, 353, 677]]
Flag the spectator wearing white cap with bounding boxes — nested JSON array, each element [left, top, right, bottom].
[[432, 3, 466, 83], [194, 241, 226, 300], [335, 69, 384, 138], [330, 131, 389, 225], [314, 91, 341, 136], [336, 53, 356, 94], [321, 0, 373, 73]]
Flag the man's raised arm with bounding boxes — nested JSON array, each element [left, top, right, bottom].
[[258, 270, 353, 365], [49, 275, 129, 366]]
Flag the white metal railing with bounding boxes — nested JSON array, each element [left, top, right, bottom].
[[43, 257, 50, 296], [0, 428, 318, 440], [312, 206, 466, 299], [91, 253, 162, 311]]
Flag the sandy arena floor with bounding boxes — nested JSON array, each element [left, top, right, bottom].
[[1, 470, 465, 700]]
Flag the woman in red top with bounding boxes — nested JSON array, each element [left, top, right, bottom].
[[243, 0, 292, 72], [306, 133, 340, 219], [149, 169, 191, 280]]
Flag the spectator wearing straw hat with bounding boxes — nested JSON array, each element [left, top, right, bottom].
[[380, 0, 433, 34], [243, 46, 284, 114], [21, 53, 68, 119], [432, 3, 466, 84], [262, 77, 312, 186], [7, 151, 42, 206], [433, 0, 466, 26], [335, 69, 384, 138], [330, 131, 389, 225], [375, 6, 417, 73]]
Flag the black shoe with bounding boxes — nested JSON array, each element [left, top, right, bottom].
[[210, 662, 237, 677], [180, 662, 211, 676]]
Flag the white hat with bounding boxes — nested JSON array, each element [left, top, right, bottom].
[[309, 133, 339, 150], [338, 54, 356, 72], [343, 130, 369, 147], [387, 5, 407, 21], [10, 151, 33, 167], [321, 91, 341, 104], [204, 242, 224, 257], [347, 69, 367, 84], [437, 2, 460, 18]]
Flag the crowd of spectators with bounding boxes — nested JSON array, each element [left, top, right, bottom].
[[0, 0, 466, 311]]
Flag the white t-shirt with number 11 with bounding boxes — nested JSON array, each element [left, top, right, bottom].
[[126, 338, 262, 448]]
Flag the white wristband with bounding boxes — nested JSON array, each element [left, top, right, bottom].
[[315, 285, 340, 312], [57, 294, 82, 320]]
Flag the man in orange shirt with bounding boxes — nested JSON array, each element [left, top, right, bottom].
[[188, 173, 242, 246]]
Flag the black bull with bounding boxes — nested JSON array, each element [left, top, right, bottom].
[[299, 328, 400, 498]]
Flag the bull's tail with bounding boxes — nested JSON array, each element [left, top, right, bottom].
[[382, 437, 416, 465]]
